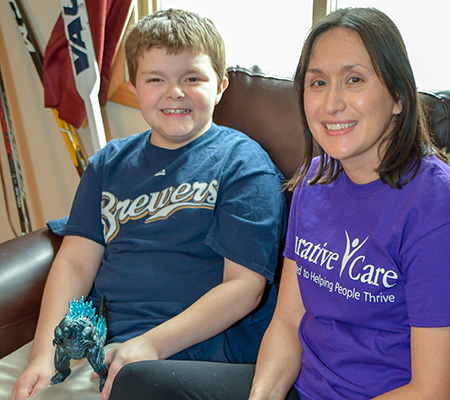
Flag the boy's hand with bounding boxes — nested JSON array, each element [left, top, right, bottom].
[[10, 360, 54, 400], [101, 336, 159, 400]]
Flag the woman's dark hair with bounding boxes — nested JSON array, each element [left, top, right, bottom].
[[286, 7, 448, 191]]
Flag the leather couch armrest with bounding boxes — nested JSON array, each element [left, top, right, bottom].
[[0, 228, 62, 358]]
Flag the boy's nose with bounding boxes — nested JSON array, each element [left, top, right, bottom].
[[166, 84, 185, 100]]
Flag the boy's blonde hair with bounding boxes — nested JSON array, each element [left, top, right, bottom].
[[125, 8, 226, 87]]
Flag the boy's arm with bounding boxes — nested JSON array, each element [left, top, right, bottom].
[[100, 257, 267, 399], [249, 257, 304, 400], [10, 235, 104, 400]]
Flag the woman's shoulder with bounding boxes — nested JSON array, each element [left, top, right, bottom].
[[401, 156, 450, 228], [413, 155, 450, 190]]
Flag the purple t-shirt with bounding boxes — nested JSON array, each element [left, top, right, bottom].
[[284, 156, 450, 399]]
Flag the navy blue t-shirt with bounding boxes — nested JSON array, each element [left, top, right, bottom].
[[51, 123, 286, 363]]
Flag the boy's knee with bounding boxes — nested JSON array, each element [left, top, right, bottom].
[[110, 360, 256, 400], [110, 361, 180, 399]]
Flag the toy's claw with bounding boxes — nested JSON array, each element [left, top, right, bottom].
[[99, 375, 106, 392], [50, 370, 71, 386]]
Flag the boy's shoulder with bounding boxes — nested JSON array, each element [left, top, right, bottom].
[[208, 124, 283, 180], [104, 130, 149, 151], [91, 130, 150, 162], [92, 125, 278, 174], [213, 124, 276, 160], [212, 124, 269, 155]]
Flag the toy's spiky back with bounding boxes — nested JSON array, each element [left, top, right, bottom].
[[67, 297, 97, 320], [67, 296, 106, 338]]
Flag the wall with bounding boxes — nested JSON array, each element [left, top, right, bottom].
[[0, 0, 148, 242]]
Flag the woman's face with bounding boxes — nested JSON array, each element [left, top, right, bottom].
[[303, 28, 402, 184]]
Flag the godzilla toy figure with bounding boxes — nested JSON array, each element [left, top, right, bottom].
[[51, 296, 108, 391]]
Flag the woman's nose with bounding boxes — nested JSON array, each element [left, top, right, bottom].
[[324, 84, 346, 114]]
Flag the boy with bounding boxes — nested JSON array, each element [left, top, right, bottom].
[[2, 8, 285, 400]]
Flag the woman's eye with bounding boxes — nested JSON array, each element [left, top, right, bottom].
[[348, 77, 363, 84]]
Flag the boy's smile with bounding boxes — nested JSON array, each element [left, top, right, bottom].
[[130, 47, 228, 149]]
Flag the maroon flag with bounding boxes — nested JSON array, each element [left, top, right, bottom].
[[44, 0, 132, 128]]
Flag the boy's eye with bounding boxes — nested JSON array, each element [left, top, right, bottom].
[[311, 80, 326, 87], [187, 77, 199, 82]]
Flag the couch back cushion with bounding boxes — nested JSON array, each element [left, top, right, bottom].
[[213, 66, 305, 180], [214, 66, 450, 180]]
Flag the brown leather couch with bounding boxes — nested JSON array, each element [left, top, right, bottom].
[[0, 66, 449, 359]]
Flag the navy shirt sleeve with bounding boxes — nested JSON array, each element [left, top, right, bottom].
[[205, 160, 286, 283]]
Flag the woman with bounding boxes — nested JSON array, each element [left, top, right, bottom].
[[250, 7, 450, 400]]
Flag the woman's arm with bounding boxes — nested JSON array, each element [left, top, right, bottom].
[[100, 257, 268, 399], [373, 326, 450, 399], [249, 257, 305, 400], [10, 235, 104, 400]]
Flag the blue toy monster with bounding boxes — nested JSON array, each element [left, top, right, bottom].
[[51, 296, 108, 391]]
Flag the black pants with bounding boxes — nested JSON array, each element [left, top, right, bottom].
[[109, 360, 300, 400]]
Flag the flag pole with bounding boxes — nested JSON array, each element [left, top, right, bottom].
[[8, 0, 87, 177], [59, 0, 107, 154]]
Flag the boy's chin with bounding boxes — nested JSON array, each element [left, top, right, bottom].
[[150, 129, 207, 149]]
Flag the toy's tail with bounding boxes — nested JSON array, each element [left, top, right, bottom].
[[98, 294, 107, 344], [99, 294, 106, 319]]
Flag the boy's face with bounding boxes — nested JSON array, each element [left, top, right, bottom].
[[130, 47, 228, 149]]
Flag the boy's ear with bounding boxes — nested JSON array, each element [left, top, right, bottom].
[[215, 76, 229, 105], [128, 81, 137, 96]]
